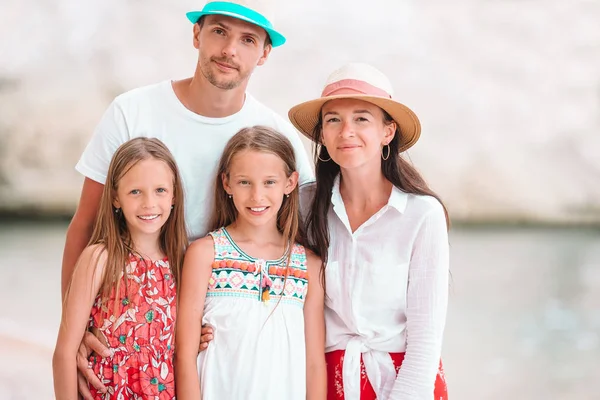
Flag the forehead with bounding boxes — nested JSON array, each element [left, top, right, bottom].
[[202, 14, 267, 38], [229, 150, 286, 175], [322, 98, 383, 115], [120, 158, 173, 184]]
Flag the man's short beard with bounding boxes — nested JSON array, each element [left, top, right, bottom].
[[205, 71, 241, 90], [200, 58, 247, 90]]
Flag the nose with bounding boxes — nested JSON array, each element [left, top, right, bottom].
[[141, 193, 156, 209], [221, 37, 238, 58], [250, 186, 264, 202], [339, 120, 354, 138]]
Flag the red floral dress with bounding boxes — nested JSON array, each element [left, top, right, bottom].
[[88, 254, 176, 400]]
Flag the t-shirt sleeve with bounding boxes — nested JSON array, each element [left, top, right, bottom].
[[277, 120, 315, 185], [75, 99, 130, 184]]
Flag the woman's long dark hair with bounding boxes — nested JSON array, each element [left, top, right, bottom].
[[305, 109, 450, 287]]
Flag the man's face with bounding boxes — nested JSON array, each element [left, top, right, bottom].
[[194, 15, 272, 90]]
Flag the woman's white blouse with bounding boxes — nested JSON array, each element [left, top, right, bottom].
[[302, 177, 449, 400]]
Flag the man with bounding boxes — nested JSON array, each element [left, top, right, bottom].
[[62, 1, 313, 398]]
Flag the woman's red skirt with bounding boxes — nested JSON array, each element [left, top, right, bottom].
[[325, 350, 448, 399]]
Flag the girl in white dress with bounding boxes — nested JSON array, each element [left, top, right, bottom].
[[175, 126, 327, 400]]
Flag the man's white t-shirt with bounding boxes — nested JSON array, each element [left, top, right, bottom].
[[76, 80, 314, 240]]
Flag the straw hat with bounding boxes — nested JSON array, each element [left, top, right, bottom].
[[186, 1, 286, 47], [288, 63, 421, 152]]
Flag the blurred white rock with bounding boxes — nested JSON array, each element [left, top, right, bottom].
[[1, 0, 599, 223]]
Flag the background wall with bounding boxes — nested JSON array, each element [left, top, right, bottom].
[[1, 0, 599, 223]]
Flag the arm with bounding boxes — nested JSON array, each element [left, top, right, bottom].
[[62, 179, 113, 399], [175, 237, 214, 400], [61, 178, 104, 300], [304, 250, 327, 400], [67, 97, 130, 398], [64, 98, 130, 299], [389, 203, 449, 399], [53, 245, 107, 400]]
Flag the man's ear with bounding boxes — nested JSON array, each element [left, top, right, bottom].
[[256, 43, 272, 66], [193, 22, 201, 49]]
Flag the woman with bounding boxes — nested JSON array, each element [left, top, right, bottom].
[[288, 63, 449, 400]]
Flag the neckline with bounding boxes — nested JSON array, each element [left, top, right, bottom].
[[330, 173, 409, 234], [222, 227, 289, 264], [129, 252, 168, 265], [164, 80, 250, 124]]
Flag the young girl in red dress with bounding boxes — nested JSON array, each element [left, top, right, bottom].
[[53, 137, 188, 399]]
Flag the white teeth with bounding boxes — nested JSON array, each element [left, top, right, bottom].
[[138, 215, 159, 220], [250, 207, 267, 212]]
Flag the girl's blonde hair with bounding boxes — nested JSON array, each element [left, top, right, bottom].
[[81, 137, 188, 315]]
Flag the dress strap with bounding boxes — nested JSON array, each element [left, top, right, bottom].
[[208, 227, 253, 262], [288, 243, 308, 272]]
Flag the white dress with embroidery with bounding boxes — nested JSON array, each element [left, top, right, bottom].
[[197, 227, 309, 400]]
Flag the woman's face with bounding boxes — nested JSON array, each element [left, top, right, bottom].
[[320, 98, 396, 171]]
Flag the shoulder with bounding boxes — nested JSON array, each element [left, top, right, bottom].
[[77, 243, 108, 275], [303, 247, 324, 293], [114, 81, 166, 103], [303, 247, 321, 268], [300, 245, 322, 274], [185, 235, 215, 265], [407, 193, 445, 217], [244, 93, 277, 117], [244, 94, 297, 134], [405, 193, 448, 232], [81, 243, 107, 262], [110, 81, 167, 112]]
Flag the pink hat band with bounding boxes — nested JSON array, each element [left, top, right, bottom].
[[321, 79, 392, 99], [288, 63, 421, 152]]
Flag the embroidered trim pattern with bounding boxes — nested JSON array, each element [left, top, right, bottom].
[[206, 228, 309, 305], [210, 260, 309, 280]]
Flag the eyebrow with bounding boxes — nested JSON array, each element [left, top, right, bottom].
[[211, 21, 261, 41], [323, 109, 374, 117], [232, 174, 279, 179], [125, 183, 170, 187]]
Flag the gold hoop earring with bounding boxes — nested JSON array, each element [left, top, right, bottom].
[[317, 146, 331, 162], [382, 144, 390, 161]]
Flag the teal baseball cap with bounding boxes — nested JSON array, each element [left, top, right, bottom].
[[186, 1, 286, 47]]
